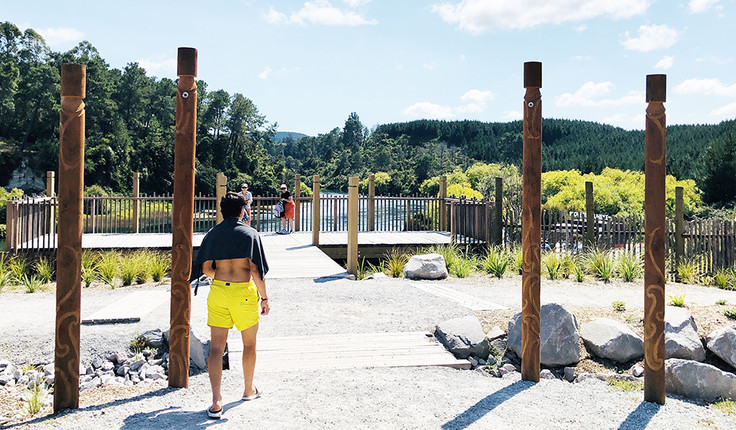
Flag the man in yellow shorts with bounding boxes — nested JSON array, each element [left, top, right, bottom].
[[191, 192, 270, 419]]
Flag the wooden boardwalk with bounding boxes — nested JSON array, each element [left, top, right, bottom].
[[227, 331, 470, 373]]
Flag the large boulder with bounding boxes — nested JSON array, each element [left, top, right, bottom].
[[666, 359, 736, 401], [435, 316, 490, 359], [706, 325, 736, 370], [508, 303, 581, 367], [403, 254, 448, 280], [665, 306, 706, 362], [580, 318, 643, 363]]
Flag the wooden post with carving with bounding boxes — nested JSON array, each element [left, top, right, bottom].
[[585, 181, 595, 249], [347, 176, 359, 275], [132, 172, 140, 234], [294, 174, 301, 232], [312, 175, 320, 246], [644, 74, 667, 405], [521, 61, 542, 383], [368, 174, 375, 231], [169, 47, 197, 389], [54, 63, 85, 412]]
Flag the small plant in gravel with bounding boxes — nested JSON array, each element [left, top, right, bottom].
[[482, 246, 508, 278], [81, 250, 98, 287], [712, 399, 736, 414], [607, 378, 643, 392], [616, 252, 642, 282], [384, 248, 409, 278], [711, 270, 732, 290], [120, 254, 140, 287], [677, 260, 699, 284], [129, 333, 148, 355], [24, 378, 47, 415], [149, 251, 169, 282], [716, 299, 728, 306], [724, 308, 736, 320], [355, 258, 379, 281], [9, 255, 30, 285], [559, 254, 576, 279], [573, 262, 585, 282], [542, 252, 562, 280], [133, 251, 151, 284], [97, 251, 120, 288], [668, 290, 687, 307], [612, 300, 626, 312], [586, 249, 615, 283], [22, 275, 43, 293], [428, 244, 461, 274], [34, 257, 54, 284], [509, 246, 523, 275], [451, 256, 475, 278]]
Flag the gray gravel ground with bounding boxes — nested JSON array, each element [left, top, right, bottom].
[[1, 275, 736, 429]]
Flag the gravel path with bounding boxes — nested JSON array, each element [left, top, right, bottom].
[[1, 275, 736, 429]]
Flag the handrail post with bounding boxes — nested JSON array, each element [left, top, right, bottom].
[[5, 201, 14, 251], [54, 63, 85, 412], [521, 61, 542, 383], [450, 201, 457, 243], [675, 187, 684, 270], [215, 172, 226, 224], [585, 181, 595, 250], [494, 177, 503, 246], [347, 176, 359, 276], [312, 175, 320, 245], [439, 175, 447, 231], [644, 74, 667, 405], [133, 172, 140, 234], [368, 174, 375, 231], [294, 174, 301, 232], [169, 47, 197, 389]]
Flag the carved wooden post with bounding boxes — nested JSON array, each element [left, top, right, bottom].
[[169, 47, 197, 389], [132, 172, 140, 234], [439, 175, 447, 231], [54, 63, 85, 412], [522, 61, 542, 383], [312, 175, 320, 245], [215, 172, 226, 224], [644, 74, 667, 405], [368, 174, 375, 231], [675, 187, 684, 269], [585, 181, 595, 249], [46, 171, 56, 239], [46, 171, 55, 196], [494, 177, 503, 246], [347, 176, 359, 275], [294, 174, 301, 232]]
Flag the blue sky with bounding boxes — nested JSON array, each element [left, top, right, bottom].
[[4, 0, 735, 136]]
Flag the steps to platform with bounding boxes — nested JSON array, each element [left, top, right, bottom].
[[226, 331, 470, 372]]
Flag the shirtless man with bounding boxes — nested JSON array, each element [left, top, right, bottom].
[[193, 192, 270, 419]]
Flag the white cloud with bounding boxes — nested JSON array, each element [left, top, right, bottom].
[[574, 24, 588, 33], [264, 1, 377, 26], [36, 27, 84, 47], [431, 0, 649, 34], [696, 56, 733, 65], [620, 24, 678, 52], [602, 113, 641, 128], [502, 110, 522, 121], [711, 102, 736, 117], [403, 102, 455, 120], [674, 78, 736, 97], [422, 62, 437, 70], [689, 0, 721, 13], [137, 56, 177, 77], [555, 81, 643, 107], [654, 56, 674, 70], [342, 0, 371, 6], [258, 67, 272, 79]]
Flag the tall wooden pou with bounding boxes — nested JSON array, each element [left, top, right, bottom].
[[169, 47, 197, 388], [644, 74, 667, 405], [54, 64, 85, 412], [521, 61, 542, 383]]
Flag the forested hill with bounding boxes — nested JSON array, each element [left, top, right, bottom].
[[373, 119, 735, 183]]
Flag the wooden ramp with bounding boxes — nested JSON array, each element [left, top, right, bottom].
[[260, 232, 353, 279], [227, 332, 470, 372]]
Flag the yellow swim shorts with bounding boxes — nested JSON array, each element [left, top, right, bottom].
[[207, 279, 260, 331]]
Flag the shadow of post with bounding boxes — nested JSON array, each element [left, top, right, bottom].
[[617, 401, 662, 430], [442, 380, 533, 430]]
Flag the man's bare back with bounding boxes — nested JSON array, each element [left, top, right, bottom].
[[202, 258, 268, 299]]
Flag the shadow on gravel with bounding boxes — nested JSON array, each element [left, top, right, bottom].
[[121, 401, 241, 429], [617, 401, 661, 430], [441, 380, 533, 429]]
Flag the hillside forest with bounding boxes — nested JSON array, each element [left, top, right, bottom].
[[1, 21, 735, 222]]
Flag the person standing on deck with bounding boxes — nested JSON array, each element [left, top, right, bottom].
[[278, 183, 294, 234], [191, 192, 270, 419], [239, 183, 253, 226]]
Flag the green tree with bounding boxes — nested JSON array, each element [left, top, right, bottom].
[[701, 133, 736, 207]]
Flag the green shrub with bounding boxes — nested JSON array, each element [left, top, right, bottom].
[[22, 275, 43, 293], [9, 255, 30, 285], [711, 270, 731, 290], [120, 254, 139, 287], [725, 308, 736, 319], [97, 251, 120, 288], [482, 246, 508, 278], [24, 378, 47, 415], [716, 299, 727, 306], [586, 249, 615, 282], [509, 246, 523, 275], [81, 250, 98, 288], [668, 290, 687, 307], [560, 254, 576, 279], [616, 252, 642, 282], [34, 257, 54, 284], [542, 252, 562, 280], [712, 399, 736, 414], [612, 300, 626, 311], [608, 378, 643, 392], [573, 262, 585, 282], [452, 257, 475, 278], [384, 248, 409, 278], [428, 244, 461, 274], [149, 252, 169, 282], [677, 260, 699, 284]]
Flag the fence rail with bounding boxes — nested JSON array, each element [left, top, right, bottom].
[[6, 194, 736, 273]]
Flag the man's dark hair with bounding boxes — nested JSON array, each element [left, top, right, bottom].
[[221, 192, 245, 219]]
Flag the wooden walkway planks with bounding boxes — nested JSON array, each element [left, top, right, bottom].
[[81, 290, 170, 324], [227, 331, 470, 372]]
